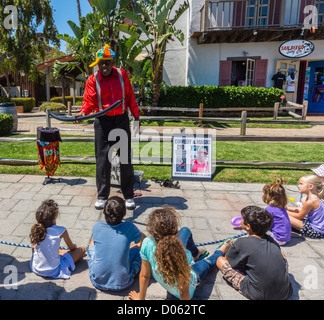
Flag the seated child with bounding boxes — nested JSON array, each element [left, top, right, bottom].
[[216, 206, 293, 300], [262, 178, 291, 245], [129, 207, 221, 300], [30, 199, 85, 279], [287, 175, 324, 239], [88, 196, 146, 291]]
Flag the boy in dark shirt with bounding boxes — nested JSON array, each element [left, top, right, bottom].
[[216, 206, 293, 300]]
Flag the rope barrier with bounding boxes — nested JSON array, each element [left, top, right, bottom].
[[1, 232, 248, 250], [0, 241, 69, 251], [195, 232, 248, 247]]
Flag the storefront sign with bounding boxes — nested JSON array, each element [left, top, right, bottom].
[[279, 39, 314, 58], [172, 134, 212, 181]]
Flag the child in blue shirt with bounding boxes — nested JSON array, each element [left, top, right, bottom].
[[87, 196, 146, 291]]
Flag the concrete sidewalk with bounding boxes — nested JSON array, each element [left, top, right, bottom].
[[0, 173, 323, 300]]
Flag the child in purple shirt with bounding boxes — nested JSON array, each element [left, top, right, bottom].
[[262, 179, 291, 245]]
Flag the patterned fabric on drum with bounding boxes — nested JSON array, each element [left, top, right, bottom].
[[36, 140, 61, 176]]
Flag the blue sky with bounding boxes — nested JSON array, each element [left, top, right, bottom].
[[50, 0, 93, 52]]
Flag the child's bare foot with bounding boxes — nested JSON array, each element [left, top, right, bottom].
[[218, 239, 233, 254], [193, 249, 209, 262]]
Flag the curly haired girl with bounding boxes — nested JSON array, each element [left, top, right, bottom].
[[262, 178, 291, 245], [128, 207, 223, 300], [30, 199, 85, 279]]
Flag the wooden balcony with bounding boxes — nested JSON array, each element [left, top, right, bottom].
[[191, 0, 324, 44]]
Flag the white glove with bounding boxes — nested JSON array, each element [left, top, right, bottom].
[[131, 119, 140, 137]]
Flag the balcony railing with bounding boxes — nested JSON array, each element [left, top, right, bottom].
[[200, 0, 324, 31]]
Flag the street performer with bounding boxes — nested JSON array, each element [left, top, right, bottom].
[[74, 44, 139, 211]]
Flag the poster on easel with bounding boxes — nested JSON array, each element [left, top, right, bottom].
[[172, 134, 212, 181]]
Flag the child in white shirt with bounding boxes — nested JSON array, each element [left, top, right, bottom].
[[30, 199, 85, 279]]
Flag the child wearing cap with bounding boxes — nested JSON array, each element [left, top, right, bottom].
[[312, 164, 324, 183]]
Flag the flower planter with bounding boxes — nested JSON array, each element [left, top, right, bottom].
[[16, 105, 24, 113]]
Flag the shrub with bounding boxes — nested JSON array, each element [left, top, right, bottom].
[[156, 86, 284, 109], [50, 96, 83, 105], [0, 113, 14, 136], [0, 97, 12, 103], [39, 102, 67, 113], [11, 98, 36, 112]]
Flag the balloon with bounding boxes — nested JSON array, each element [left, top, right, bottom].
[[231, 216, 242, 227]]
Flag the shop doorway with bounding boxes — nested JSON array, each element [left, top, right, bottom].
[[220, 58, 267, 87], [231, 59, 255, 86], [275, 60, 300, 103], [307, 60, 324, 113], [231, 60, 248, 86]]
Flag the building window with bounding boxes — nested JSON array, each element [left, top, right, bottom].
[[246, 0, 269, 27], [317, 0, 324, 24]]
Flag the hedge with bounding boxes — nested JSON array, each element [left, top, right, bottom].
[[50, 96, 84, 105], [11, 98, 36, 112], [156, 86, 284, 109], [0, 113, 14, 136], [0, 97, 12, 103]]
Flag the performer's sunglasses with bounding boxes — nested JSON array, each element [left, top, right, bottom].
[[98, 60, 112, 66]]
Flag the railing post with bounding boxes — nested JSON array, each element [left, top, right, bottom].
[[273, 102, 279, 120], [302, 100, 308, 120], [199, 103, 204, 125], [240, 111, 247, 136]]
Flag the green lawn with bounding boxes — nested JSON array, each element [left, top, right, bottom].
[[0, 137, 321, 184]]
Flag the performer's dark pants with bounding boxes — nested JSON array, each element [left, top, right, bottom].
[[94, 112, 134, 200]]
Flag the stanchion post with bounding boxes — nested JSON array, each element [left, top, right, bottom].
[[67, 101, 71, 116], [46, 108, 51, 128]]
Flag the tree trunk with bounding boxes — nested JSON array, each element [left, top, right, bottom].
[[76, 0, 82, 26], [5, 66, 11, 98]]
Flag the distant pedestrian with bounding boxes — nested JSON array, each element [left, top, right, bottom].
[[29, 199, 85, 279]]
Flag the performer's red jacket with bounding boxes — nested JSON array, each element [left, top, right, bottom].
[[81, 67, 140, 119]]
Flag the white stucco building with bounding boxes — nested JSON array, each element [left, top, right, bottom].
[[163, 0, 324, 113]]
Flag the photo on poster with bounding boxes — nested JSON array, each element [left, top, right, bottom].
[[172, 134, 213, 181]]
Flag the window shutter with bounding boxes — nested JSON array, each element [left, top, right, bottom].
[[269, 0, 281, 25], [254, 59, 268, 87], [219, 61, 232, 86], [299, 0, 314, 24]]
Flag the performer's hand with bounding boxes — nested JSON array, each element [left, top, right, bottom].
[[132, 117, 140, 136], [73, 111, 86, 124]]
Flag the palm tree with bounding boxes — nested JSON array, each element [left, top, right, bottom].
[[122, 0, 189, 107], [56, 13, 101, 78], [76, 0, 82, 26]]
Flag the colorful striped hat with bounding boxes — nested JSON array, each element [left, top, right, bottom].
[[312, 164, 324, 177], [89, 44, 115, 67]]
